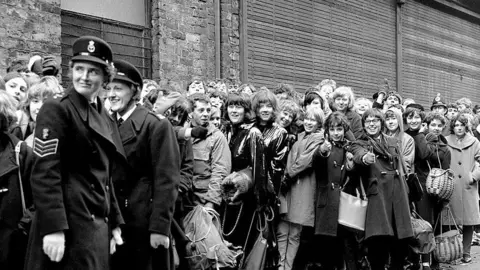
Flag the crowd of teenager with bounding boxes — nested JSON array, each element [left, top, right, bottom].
[[0, 35, 480, 270]]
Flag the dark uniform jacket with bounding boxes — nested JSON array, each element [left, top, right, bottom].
[[25, 88, 126, 270], [0, 133, 33, 270], [112, 106, 180, 270]]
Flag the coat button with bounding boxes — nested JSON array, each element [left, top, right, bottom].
[[458, 161, 462, 165], [459, 175, 462, 179], [106, 185, 109, 192], [90, 184, 95, 190], [104, 217, 109, 223], [91, 214, 95, 220]]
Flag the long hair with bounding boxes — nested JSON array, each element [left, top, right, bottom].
[[224, 92, 255, 123], [0, 91, 18, 132], [450, 113, 471, 134], [251, 90, 278, 124]]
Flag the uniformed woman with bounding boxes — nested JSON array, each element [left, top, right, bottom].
[[107, 60, 180, 270], [25, 36, 127, 270]]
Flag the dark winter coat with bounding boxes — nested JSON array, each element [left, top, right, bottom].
[[0, 133, 33, 270], [112, 105, 180, 270], [25, 88, 126, 270], [351, 134, 413, 240], [314, 140, 354, 236]]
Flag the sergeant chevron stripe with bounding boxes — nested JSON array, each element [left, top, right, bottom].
[[33, 137, 59, 157]]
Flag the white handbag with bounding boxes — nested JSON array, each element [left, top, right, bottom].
[[338, 178, 368, 231]]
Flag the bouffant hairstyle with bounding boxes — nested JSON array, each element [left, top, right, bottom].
[[0, 91, 18, 132], [362, 108, 385, 130], [424, 112, 446, 126], [251, 90, 278, 123], [403, 107, 426, 124], [325, 111, 350, 133], [456, 97, 472, 109], [450, 113, 470, 134], [278, 99, 300, 123], [332, 86, 355, 111], [273, 83, 295, 100], [224, 92, 255, 123]]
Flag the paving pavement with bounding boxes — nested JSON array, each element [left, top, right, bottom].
[[439, 246, 480, 270]]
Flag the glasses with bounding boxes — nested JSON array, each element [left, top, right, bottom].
[[365, 119, 381, 125]]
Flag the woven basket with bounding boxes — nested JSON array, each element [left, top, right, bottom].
[[433, 206, 463, 263], [426, 168, 454, 201]]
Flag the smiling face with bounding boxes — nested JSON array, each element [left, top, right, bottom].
[[71, 61, 105, 100], [5, 77, 27, 103], [278, 110, 294, 128], [306, 97, 322, 111], [355, 100, 370, 115], [227, 104, 245, 125], [453, 120, 467, 137], [406, 112, 422, 131], [334, 95, 349, 112], [191, 100, 211, 127], [257, 102, 274, 125], [385, 113, 399, 133], [428, 119, 444, 136], [328, 125, 345, 142], [364, 116, 382, 137], [210, 110, 221, 129], [106, 81, 135, 116], [303, 114, 319, 134]]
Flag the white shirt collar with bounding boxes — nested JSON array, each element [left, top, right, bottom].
[[117, 105, 137, 122]]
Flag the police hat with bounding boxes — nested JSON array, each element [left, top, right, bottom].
[[112, 60, 143, 89], [71, 36, 113, 67], [430, 93, 447, 111]]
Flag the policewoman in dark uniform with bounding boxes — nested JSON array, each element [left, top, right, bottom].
[[25, 36, 127, 270], [107, 60, 180, 270]]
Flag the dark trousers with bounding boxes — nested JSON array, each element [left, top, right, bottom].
[[317, 226, 360, 270], [367, 236, 409, 270]]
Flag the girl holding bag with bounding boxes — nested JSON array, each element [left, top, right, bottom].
[[313, 111, 359, 270]]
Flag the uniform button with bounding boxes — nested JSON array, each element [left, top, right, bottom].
[[458, 162, 462, 165], [106, 185, 109, 192], [104, 217, 109, 223], [91, 214, 95, 220], [459, 175, 462, 179]]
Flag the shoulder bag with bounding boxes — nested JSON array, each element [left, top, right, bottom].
[[338, 177, 368, 231]]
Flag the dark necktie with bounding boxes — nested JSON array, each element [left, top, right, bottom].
[[117, 118, 124, 127], [90, 102, 98, 112]]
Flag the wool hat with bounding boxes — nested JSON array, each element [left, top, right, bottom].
[[430, 93, 447, 111], [42, 55, 60, 76], [406, 103, 425, 111], [28, 55, 43, 76], [154, 91, 182, 115], [71, 36, 113, 67]]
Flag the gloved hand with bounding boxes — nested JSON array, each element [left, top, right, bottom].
[[110, 227, 124, 254], [191, 126, 208, 139], [43, 231, 65, 262], [150, 233, 170, 249]]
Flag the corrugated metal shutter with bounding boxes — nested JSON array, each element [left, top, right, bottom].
[[246, 0, 397, 96], [403, 1, 480, 107], [60, 10, 152, 87]]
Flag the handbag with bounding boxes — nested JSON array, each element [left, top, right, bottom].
[[239, 210, 269, 270], [338, 177, 368, 231], [426, 147, 454, 201], [398, 149, 423, 202], [15, 141, 33, 236], [433, 205, 463, 263], [409, 210, 435, 254]]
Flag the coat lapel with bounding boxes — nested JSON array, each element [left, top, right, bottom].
[[118, 106, 148, 144], [0, 137, 16, 178]]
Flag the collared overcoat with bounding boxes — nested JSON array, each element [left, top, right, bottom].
[[112, 105, 180, 270], [25, 88, 126, 270], [351, 134, 413, 240], [0, 133, 33, 270], [442, 133, 480, 226]]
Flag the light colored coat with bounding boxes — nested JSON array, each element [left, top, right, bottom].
[[283, 132, 324, 227], [443, 133, 480, 226]]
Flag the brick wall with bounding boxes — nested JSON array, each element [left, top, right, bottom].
[[151, 0, 240, 92], [0, 0, 61, 75]]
